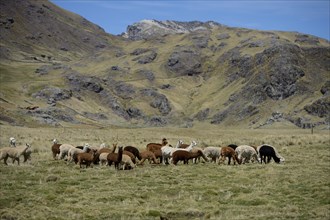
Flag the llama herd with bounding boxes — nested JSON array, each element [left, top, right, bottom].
[[0, 137, 285, 169]]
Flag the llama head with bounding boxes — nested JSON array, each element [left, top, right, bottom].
[[83, 143, 90, 151], [9, 137, 16, 147], [92, 149, 98, 156], [274, 156, 281, 163], [162, 138, 168, 145], [118, 146, 123, 153]]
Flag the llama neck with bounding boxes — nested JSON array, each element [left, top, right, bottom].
[[83, 145, 89, 152], [117, 147, 123, 162], [91, 150, 97, 159], [161, 140, 168, 146], [175, 140, 181, 148], [22, 145, 30, 154], [186, 142, 195, 151], [112, 145, 117, 153]]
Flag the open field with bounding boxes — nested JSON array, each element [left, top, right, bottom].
[[0, 125, 329, 220]]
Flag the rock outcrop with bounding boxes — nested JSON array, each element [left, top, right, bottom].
[[124, 20, 223, 40]]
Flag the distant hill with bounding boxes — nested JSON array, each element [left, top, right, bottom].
[[0, 0, 329, 129]]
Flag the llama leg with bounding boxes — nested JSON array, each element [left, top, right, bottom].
[[228, 156, 231, 165], [162, 156, 166, 165], [4, 155, 9, 165], [139, 158, 145, 165], [218, 156, 222, 164], [23, 155, 28, 163]]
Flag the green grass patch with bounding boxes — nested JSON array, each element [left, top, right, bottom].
[[0, 126, 329, 219]]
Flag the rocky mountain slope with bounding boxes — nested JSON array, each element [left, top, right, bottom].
[[0, 0, 329, 129]]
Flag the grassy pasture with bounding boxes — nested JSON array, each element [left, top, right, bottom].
[[0, 125, 329, 220]]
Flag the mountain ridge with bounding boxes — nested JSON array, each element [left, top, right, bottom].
[[122, 19, 224, 40], [0, 0, 329, 129]]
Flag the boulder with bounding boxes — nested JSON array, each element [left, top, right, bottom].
[[304, 96, 330, 118], [133, 51, 157, 64], [27, 107, 77, 125], [126, 107, 144, 119], [295, 34, 320, 45], [66, 73, 103, 93], [217, 33, 230, 40], [167, 47, 202, 76], [194, 108, 210, 121], [140, 89, 171, 115], [32, 86, 72, 102], [99, 90, 130, 120], [147, 116, 168, 127], [137, 69, 155, 81], [211, 109, 229, 124], [320, 81, 330, 96]]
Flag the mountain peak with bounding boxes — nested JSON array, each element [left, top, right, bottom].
[[123, 20, 224, 40]]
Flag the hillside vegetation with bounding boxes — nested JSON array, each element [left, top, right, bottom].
[[0, 0, 329, 129]]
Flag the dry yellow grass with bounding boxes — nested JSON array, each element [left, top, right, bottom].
[[0, 125, 329, 220]]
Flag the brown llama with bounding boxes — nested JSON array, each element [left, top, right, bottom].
[[51, 139, 61, 160], [94, 143, 117, 164], [146, 138, 168, 163], [219, 146, 240, 165], [139, 150, 159, 165], [172, 150, 206, 165], [77, 149, 97, 168], [107, 146, 123, 170]]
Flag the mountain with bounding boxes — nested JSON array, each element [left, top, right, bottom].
[[122, 20, 223, 40], [0, 0, 329, 129], [0, 0, 113, 61]]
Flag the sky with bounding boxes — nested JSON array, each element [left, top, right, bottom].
[[51, 0, 330, 40]]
